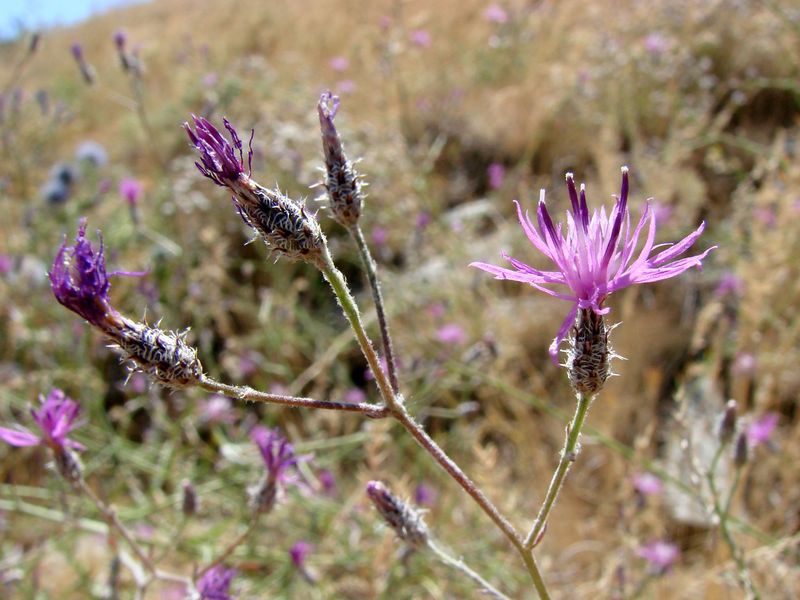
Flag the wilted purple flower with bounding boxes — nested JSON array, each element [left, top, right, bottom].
[[747, 413, 779, 448], [289, 540, 313, 568], [50, 220, 115, 327], [471, 167, 715, 362], [487, 163, 506, 190], [484, 4, 509, 24], [637, 540, 679, 574], [414, 482, 438, 507], [0, 389, 84, 453], [631, 472, 663, 496], [197, 565, 236, 600], [329, 56, 349, 71], [435, 323, 467, 345], [252, 426, 307, 490], [119, 177, 143, 206], [185, 115, 324, 262], [410, 29, 432, 48]]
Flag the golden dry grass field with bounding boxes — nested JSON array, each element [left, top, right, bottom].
[[1, 0, 799, 598]]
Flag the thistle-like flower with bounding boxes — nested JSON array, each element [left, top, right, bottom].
[[197, 565, 236, 600], [365, 480, 428, 548], [0, 389, 84, 453], [50, 221, 202, 387], [248, 426, 308, 513], [317, 92, 363, 227], [184, 115, 325, 263], [471, 167, 715, 370]]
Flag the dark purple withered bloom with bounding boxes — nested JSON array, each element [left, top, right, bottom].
[[50, 219, 115, 327], [0, 389, 84, 453], [185, 115, 324, 262], [197, 565, 236, 600], [471, 167, 716, 362]]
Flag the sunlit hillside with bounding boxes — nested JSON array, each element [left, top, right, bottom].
[[1, 0, 799, 598]]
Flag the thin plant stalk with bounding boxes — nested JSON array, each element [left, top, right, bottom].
[[316, 247, 550, 598], [427, 539, 512, 600], [707, 447, 760, 599], [197, 515, 260, 578], [349, 224, 400, 394], [524, 392, 593, 549], [199, 375, 388, 418]]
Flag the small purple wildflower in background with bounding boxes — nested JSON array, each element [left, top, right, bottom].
[[416, 210, 432, 230], [471, 167, 715, 362], [732, 352, 756, 377], [318, 469, 337, 496], [119, 177, 143, 206], [70, 42, 95, 84], [113, 29, 126, 52], [484, 4, 509, 24], [414, 482, 438, 507], [747, 413, 779, 449], [637, 540, 679, 574], [643, 33, 670, 56], [336, 79, 356, 94], [329, 56, 349, 71], [410, 29, 432, 48], [343, 387, 367, 404], [199, 395, 237, 425], [487, 162, 506, 189], [714, 271, 743, 298], [0, 389, 84, 453], [75, 141, 108, 168], [371, 226, 389, 247], [631, 472, 663, 496], [289, 540, 313, 569], [197, 565, 236, 600], [251, 426, 307, 491], [435, 323, 467, 345], [0, 254, 12, 275]]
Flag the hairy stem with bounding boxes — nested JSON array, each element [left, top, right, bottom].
[[524, 392, 592, 549], [349, 224, 400, 394], [427, 539, 511, 600], [199, 375, 389, 418]]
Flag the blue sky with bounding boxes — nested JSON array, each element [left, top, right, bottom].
[[0, 0, 145, 40]]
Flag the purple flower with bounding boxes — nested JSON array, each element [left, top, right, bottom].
[[714, 271, 743, 298], [50, 220, 115, 327], [470, 168, 715, 361], [197, 565, 236, 600], [435, 323, 467, 345], [184, 115, 251, 188], [70, 43, 84, 61], [289, 540, 313, 568], [637, 540, 679, 574], [0, 389, 84, 453], [0, 254, 13, 275], [747, 413, 779, 448], [731, 352, 756, 377], [318, 468, 337, 496], [113, 29, 126, 51], [343, 387, 367, 404], [410, 29, 432, 48], [484, 4, 509, 24], [631, 472, 663, 496], [251, 426, 306, 490], [371, 226, 389, 246], [119, 177, 143, 206], [329, 56, 349, 71], [643, 33, 670, 56], [487, 163, 506, 190], [414, 482, 438, 507]]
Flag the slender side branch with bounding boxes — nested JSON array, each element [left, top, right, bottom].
[[350, 224, 400, 394], [427, 539, 512, 600], [524, 392, 592, 549], [197, 515, 260, 578], [198, 375, 389, 419]]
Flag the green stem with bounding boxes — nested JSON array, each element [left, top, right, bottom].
[[524, 392, 592, 549], [349, 224, 399, 394], [427, 539, 511, 600]]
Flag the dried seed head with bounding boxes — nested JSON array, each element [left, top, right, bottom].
[[567, 308, 611, 395], [110, 318, 203, 388], [365, 481, 428, 548], [718, 400, 737, 445], [233, 182, 325, 263], [317, 92, 363, 227]]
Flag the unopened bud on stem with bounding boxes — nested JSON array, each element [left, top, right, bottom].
[[718, 400, 737, 445], [366, 481, 428, 548]]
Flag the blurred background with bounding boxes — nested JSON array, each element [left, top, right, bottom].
[[0, 0, 798, 597]]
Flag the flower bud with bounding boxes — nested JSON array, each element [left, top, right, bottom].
[[181, 479, 198, 516], [366, 481, 428, 548], [718, 399, 737, 445], [567, 308, 610, 395], [734, 431, 749, 467]]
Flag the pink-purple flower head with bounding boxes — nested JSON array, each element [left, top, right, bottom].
[[471, 167, 716, 362], [184, 114, 252, 188], [251, 426, 308, 490], [637, 540, 679, 575], [0, 389, 84, 454], [197, 565, 236, 600]]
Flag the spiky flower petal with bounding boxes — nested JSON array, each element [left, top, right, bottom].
[[471, 167, 716, 362]]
